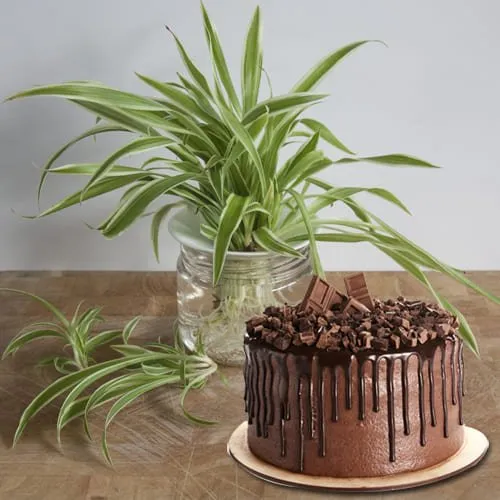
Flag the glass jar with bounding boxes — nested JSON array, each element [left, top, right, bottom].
[[176, 244, 312, 366]]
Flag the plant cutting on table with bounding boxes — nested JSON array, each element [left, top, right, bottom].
[[0, 289, 218, 464], [5, 3, 500, 365]]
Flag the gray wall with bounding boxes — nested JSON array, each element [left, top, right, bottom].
[[1, 0, 499, 271]]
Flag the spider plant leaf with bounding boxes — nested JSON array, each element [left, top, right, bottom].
[[200, 223, 217, 240], [242, 6, 262, 113], [253, 227, 304, 257], [101, 376, 179, 464], [213, 194, 251, 284], [242, 93, 327, 126], [2, 329, 64, 359], [136, 74, 214, 125], [166, 26, 212, 97], [292, 40, 375, 92], [201, 3, 241, 113], [99, 174, 195, 238], [335, 154, 439, 168], [299, 118, 355, 155], [369, 213, 500, 306], [6, 82, 166, 111], [85, 330, 123, 354], [0, 288, 69, 327], [112, 344, 153, 357], [151, 202, 186, 262], [84, 136, 174, 192], [180, 372, 217, 425], [286, 190, 324, 277], [53, 357, 80, 375], [33, 174, 150, 219], [287, 232, 373, 244], [217, 106, 266, 197], [375, 245, 479, 355], [36, 125, 129, 205], [435, 295, 479, 357], [290, 157, 334, 187], [122, 316, 142, 344], [48, 164, 146, 176], [307, 186, 411, 216], [56, 354, 165, 443], [73, 101, 157, 135], [12, 353, 161, 445]]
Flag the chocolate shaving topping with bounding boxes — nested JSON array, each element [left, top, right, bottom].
[[246, 294, 459, 354]]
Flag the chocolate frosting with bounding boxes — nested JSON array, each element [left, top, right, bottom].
[[244, 335, 464, 477]]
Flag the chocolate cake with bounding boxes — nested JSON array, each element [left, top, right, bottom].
[[244, 275, 465, 477]]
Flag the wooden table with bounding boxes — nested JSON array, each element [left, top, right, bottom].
[[0, 271, 498, 499]]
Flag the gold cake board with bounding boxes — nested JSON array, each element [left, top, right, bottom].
[[227, 422, 489, 493]]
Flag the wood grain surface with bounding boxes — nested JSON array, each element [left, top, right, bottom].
[[0, 271, 498, 500]]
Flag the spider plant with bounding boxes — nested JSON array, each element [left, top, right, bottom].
[[1, 290, 217, 464], [1, 288, 131, 372], [5, 3, 499, 354]]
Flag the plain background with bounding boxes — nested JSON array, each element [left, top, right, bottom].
[[1, 0, 499, 271]]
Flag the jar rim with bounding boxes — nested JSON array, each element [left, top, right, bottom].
[[168, 207, 309, 258]]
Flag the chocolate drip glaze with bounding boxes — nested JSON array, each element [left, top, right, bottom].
[[440, 345, 449, 438], [244, 336, 464, 472], [386, 358, 396, 462], [428, 356, 437, 427], [417, 355, 427, 446], [401, 357, 410, 435], [451, 340, 457, 405], [457, 341, 464, 425], [330, 367, 338, 422]]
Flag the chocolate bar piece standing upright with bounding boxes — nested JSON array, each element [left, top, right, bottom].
[[299, 276, 335, 314], [344, 272, 375, 310]]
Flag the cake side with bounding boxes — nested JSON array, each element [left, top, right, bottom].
[[244, 336, 464, 477], [244, 293, 465, 477]]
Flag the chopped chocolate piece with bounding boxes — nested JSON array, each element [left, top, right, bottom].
[[316, 331, 331, 349], [298, 317, 311, 332], [327, 324, 340, 335], [342, 336, 350, 349], [401, 334, 418, 347], [429, 329, 437, 340], [435, 323, 451, 337], [359, 331, 373, 349], [269, 316, 282, 329], [299, 276, 335, 314], [262, 328, 278, 341], [343, 298, 370, 314], [325, 310, 334, 321], [417, 327, 430, 344], [390, 334, 401, 349], [397, 326, 409, 337], [292, 333, 302, 346], [361, 320, 372, 330], [264, 306, 279, 316], [340, 325, 352, 334], [273, 334, 292, 351], [401, 318, 410, 330], [372, 337, 389, 351], [392, 316, 402, 327], [247, 314, 267, 328], [344, 272, 375, 310], [317, 316, 328, 327], [376, 327, 388, 338], [299, 330, 316, 346], [253, 324, 264, 335]]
